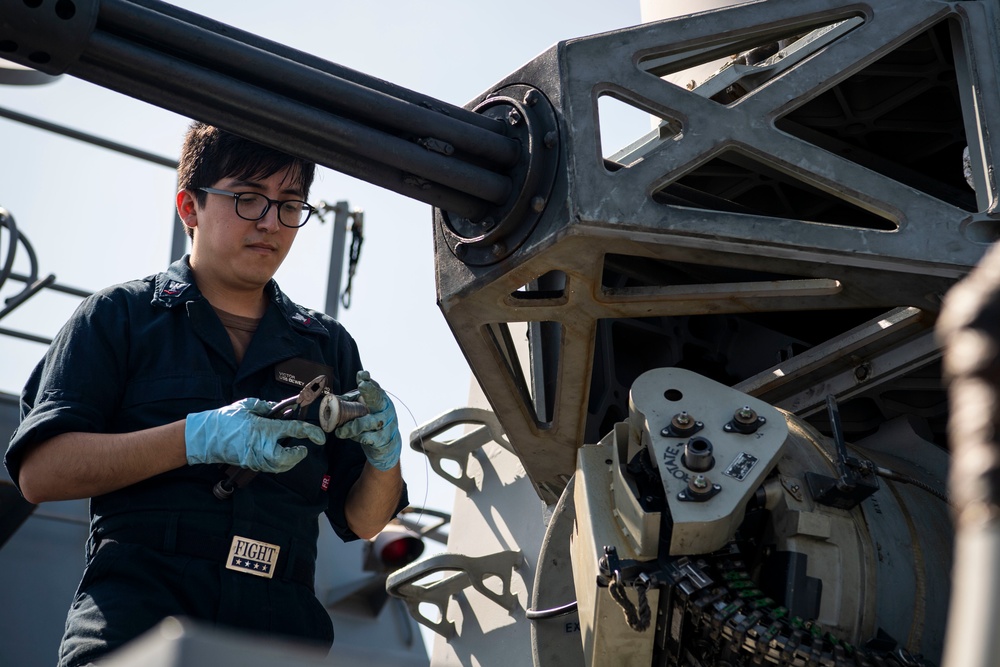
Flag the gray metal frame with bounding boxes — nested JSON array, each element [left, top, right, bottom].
[[433, 0, 996, 502]]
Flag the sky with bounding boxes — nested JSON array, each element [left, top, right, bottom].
[[0, 1, 647, 530]]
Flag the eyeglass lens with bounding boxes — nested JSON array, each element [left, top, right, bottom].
[[236, 193, 310, 226]]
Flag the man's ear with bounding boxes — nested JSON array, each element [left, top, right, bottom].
[[176, 189, 199, 232]]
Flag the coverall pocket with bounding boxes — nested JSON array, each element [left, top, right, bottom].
[[120, 374, 223, 424]]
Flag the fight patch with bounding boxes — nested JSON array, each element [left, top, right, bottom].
[[226, 535, 281, 579]]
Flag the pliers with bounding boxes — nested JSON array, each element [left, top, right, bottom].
[[266, 375, 328, 419], [213, 375, 328, 500]]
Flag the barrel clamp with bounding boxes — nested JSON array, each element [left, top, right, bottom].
[[441, 83, 560, 266]]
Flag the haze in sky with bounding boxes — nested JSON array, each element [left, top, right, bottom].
[[0, 1, 645, 525]]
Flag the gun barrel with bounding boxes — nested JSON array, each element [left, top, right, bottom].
[[3, 0, 524, 219]]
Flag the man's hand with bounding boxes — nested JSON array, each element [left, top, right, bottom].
[[185, 398, 326, 473], [335, 371, 402, 471]]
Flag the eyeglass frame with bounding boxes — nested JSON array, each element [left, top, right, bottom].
[[197, 187, 316, 228]]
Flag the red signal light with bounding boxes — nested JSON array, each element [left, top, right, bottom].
[[365, 523, 425, 572]]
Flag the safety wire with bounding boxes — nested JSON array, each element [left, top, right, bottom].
[[386, 389, 431, 532]]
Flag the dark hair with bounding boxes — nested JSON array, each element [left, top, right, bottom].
[[177, 122, 317, 238]]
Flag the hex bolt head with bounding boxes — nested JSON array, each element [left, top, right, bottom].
[[671, 411, 697, 433], [735, 406, 758, 424], [523, 90, 539, 107], [531, 196, 546, 212], [544, 130, 558, 148], [689, 474, 711, 494], [507, 108, 523, 126]]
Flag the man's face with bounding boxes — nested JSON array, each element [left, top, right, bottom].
[[179, 167, 304, 294]]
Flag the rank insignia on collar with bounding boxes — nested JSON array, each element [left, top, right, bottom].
[[160, 280, 190, 298], [290, 310, 313, 327], [226, 535, 281, 579]]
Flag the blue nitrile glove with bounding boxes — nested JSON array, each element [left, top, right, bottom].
[[185, 398, 327, 473], [334, 371, 402, 471]]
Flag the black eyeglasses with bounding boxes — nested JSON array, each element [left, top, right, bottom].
[[198, 187, 315, 228]]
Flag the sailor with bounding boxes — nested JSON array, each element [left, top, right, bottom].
[[4, 123, 407, 667]]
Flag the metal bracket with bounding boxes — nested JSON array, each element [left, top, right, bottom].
[[805, 395, 879, 509], [409, 407, 510, 491], [441, 83, 560, 266], [385, 550, 522, 638]]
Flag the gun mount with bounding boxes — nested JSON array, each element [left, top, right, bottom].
[[3, 0, 991, 503], [3, 0, 997, 664]]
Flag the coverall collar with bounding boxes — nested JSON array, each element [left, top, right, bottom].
[[151, 256, 330, 338]]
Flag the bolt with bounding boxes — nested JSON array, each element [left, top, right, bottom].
[[480, 216, 495, 228], [507, 108, 523, 126], [690, 474, 709, 492], [491, 242, 506, 258], [523, 90, 540, 107], [544, 130, 558, 148], [735, 406, 757, 424], [531, 196, 546, 212], [855, 363, 871, 381], [671, 411, 696, 433]]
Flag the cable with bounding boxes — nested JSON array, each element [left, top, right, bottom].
[[340, 213, 363, 310], [873, 466, 950, 505], [0, 208, 21, 296], [525, 600, 578, 620]]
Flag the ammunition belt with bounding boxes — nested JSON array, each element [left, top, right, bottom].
[[655, 551, 929, 667]]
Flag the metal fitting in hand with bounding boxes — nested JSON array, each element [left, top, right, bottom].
[[319, 393, 370, 432]]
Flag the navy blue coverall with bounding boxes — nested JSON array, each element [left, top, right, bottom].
[[4, 257, 406, 667]]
